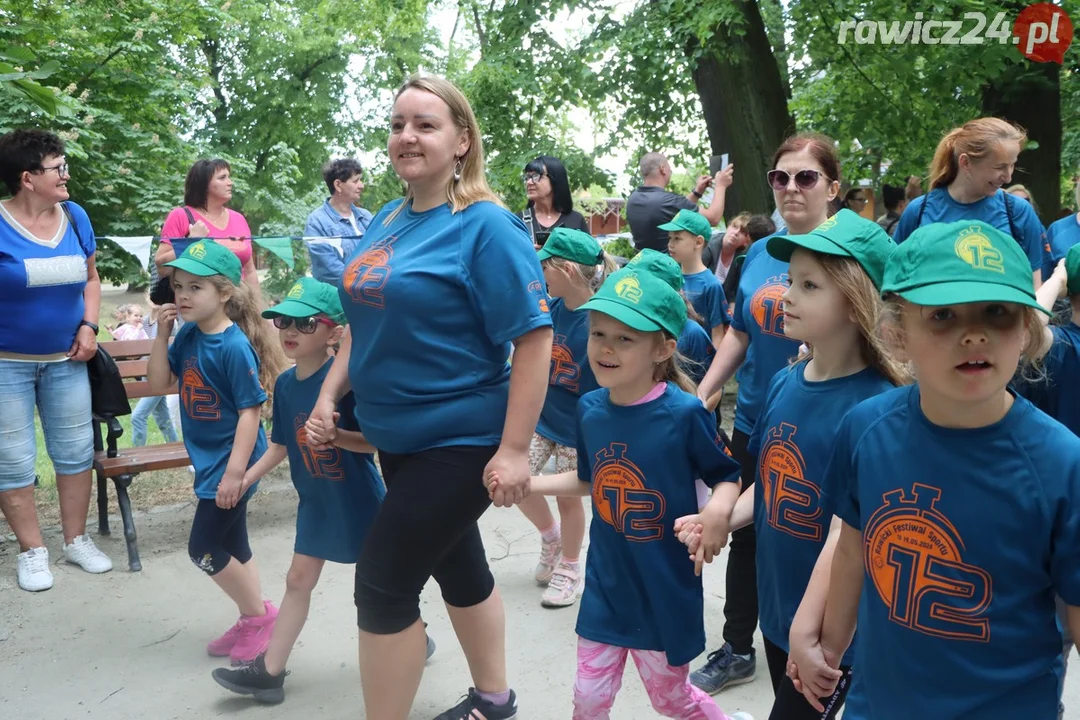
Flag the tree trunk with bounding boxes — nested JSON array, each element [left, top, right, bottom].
[[688, 0, 795, 217], [981, 54, 1062, 224]]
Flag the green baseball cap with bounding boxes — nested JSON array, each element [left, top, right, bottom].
[[624, 248, 684, 291], [766, 209, 896, 289], [1066, 244, 1080, 296], [881, 220, 1047, 315], [658, 208, 712, 240], [164, 239, 242, 286], [580, 270, 687, 338], [262, 277, 346, 325], [537, 228, 603, 265]]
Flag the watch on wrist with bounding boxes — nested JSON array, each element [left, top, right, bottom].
[[692, 189, 703, 198], [80, 320, 99, 334]]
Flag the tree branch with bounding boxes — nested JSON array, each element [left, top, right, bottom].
[[471, 0, 487, 54]]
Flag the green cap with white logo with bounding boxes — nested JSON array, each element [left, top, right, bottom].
[[766, 209, 896, 289], [262, 277, 346, 325], [623, 248, 684, 291], [580, 270, 687, 338], [164, 239, 242, 286], [658, 208, 713, 240], [881, 220, 1047, 315]]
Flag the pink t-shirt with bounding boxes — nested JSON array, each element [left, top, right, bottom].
[[161, 207, 254, 275], [629, 382, 710, 509], [112, 324, 148, 341]]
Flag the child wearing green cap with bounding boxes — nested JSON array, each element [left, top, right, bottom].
[[519, 228, 616, 608], [793, 220, 1080, 720], [210, 278, 432, 702], [622, 249, 717, 388], [661, 208, 731, 348], [487, 271, 750, 720], [147, 239, 289, 665], [679, 210, 904, 719]]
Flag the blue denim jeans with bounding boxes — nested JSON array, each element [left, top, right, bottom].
[[131, 394, 179, 446], [0, 359, 93, 491]]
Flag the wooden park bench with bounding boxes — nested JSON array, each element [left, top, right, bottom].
[[90, 339, 190, 571]]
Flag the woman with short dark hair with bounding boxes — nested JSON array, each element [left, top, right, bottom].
[[154, 159, 260, 291], [520, 155, 589, 248], [304, 158, 374, 284], [0, 128, 112, 592]]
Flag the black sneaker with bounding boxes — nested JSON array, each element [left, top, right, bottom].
[[689, 643, 756, 695], [212, 653, 288, 704], [434, 688, 517, 719]]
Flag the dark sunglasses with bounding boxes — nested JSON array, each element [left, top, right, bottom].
[[767, 169, 827, 191], [523, 171, 548, 184], [272, 316, 336, 334]]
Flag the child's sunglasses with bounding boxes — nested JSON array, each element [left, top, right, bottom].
[[272, 316, 336, 334], [766, 169, 827, 191]]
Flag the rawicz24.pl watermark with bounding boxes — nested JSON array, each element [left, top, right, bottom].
[[837, 2, 1074, 63]]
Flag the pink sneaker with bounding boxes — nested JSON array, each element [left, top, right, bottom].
[[230, 601, 278, 665], [207, 617, 245, 658]]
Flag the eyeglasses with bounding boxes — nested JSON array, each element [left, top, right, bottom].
[[35, 162, 70, 177], [272, 316, 336, 334], [767, 169, 827, 191], [523, 172, 548, 184]]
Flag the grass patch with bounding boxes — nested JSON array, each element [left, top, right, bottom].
[[34, 398, 177, 488]]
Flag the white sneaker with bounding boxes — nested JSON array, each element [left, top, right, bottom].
[[535, 536, 562, 585], [17, 547, 54, 592], [63, 534, 113, 574], [541, 560, 583, 608]]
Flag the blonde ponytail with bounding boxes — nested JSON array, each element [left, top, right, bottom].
[[928, 117, 1027, 190]]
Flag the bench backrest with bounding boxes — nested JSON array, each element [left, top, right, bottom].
[[99, 339, 177, 399]]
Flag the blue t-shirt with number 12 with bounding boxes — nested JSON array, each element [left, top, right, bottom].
[[271, 360, 385, 564], [574, 384, 741, 666], [829, 386, 1080, 719], [168, 322, 267, 499]]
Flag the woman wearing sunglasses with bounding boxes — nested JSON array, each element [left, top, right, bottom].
[[691, 132, 841, 697], [520, 155, 589, 249]]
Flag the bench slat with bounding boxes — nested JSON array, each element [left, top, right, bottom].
[[94, 442, 191, 477], [102, 339, 156, 360], [115, 359, 149, 378]]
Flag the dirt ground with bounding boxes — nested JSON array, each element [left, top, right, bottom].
[[3, 472, 1079, 720]]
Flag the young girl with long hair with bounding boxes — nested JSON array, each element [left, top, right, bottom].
[[148, 239, 286, 666]]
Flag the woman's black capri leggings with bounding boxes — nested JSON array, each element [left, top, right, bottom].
[[355, 445, 497, 634]]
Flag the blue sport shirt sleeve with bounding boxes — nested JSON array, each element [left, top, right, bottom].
[[747, 370, 784, 460], [1051, 458, 1080, 605], [576, 401, 592, 483], [703, 283, 731, 329], [825, 412, 860, 529], [223, 338, 268, 410], [68, 202, 97, 257], [467, 209, 553, 345], [729, 283, 748, 333], [892, 195, 925, 244], [270, 374, 286, 445], [688, 403, 741, 488], [1014, 199, 1047, 272]]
